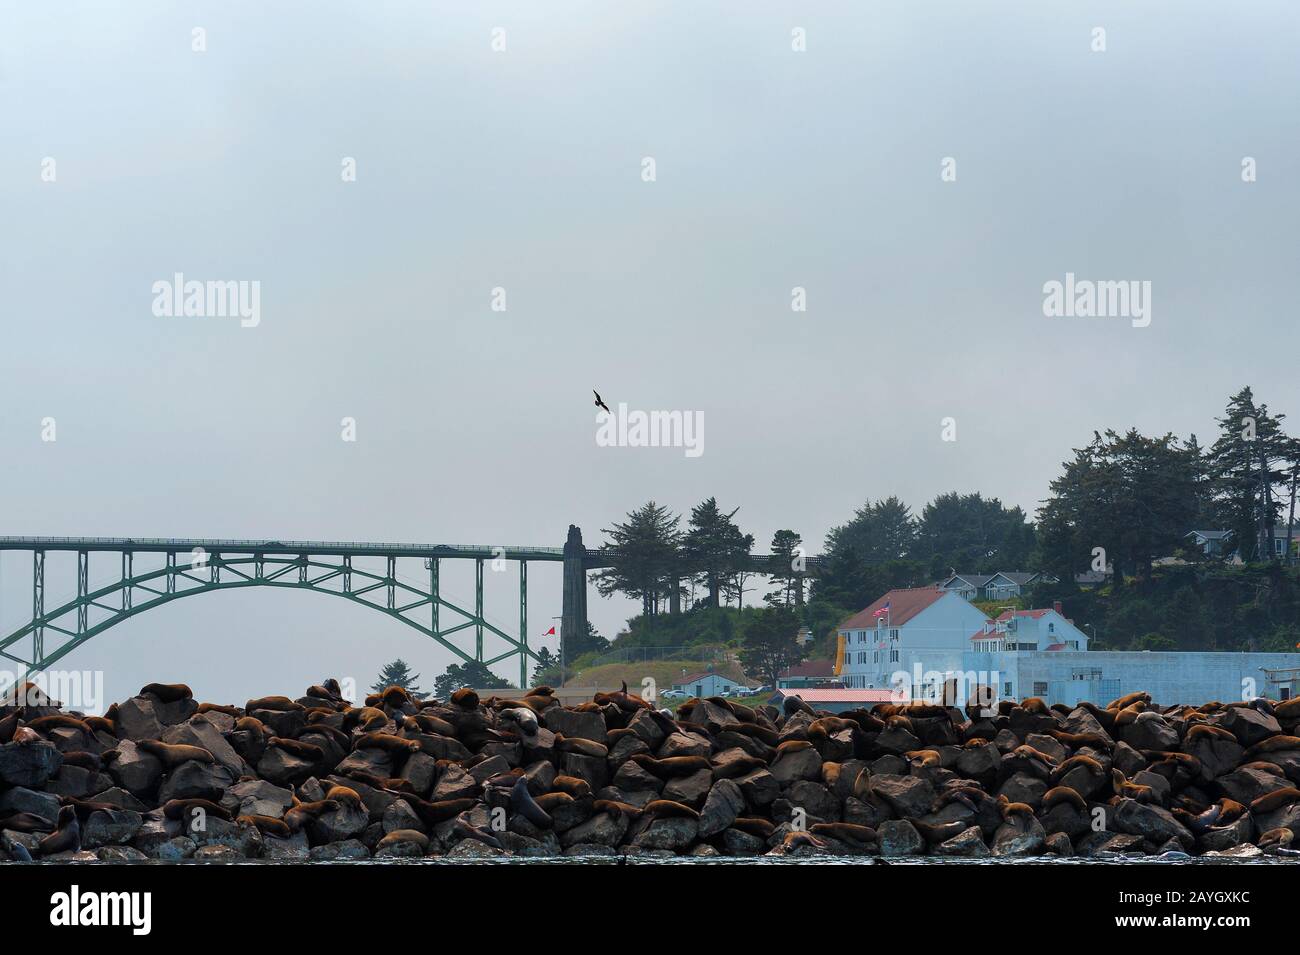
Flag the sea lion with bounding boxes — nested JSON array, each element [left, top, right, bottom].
[[1185, 723, 1238, 744], [997, 794, 1037, 824], [341, 706, 389, 733], [1245, 735, 1300, 757], [450, 688, 479, 709], [509, 777, 553, 829], [233, 716, 271, 737], [8, 843, 33, 862], [1018, 697, 1051, 716], [58, 751, 103, 772], [550, 776, 592, 799], [401, 713, 458, 737], [140, 683, 193, 704], [196, 703, 241, 717], [712, 753, 768, 779], [810, 822, 877, 846], [377, 829, 430, 852], [1047, 728, 1114, 750], [380, 686, 414, 710], [498, 707, 539, 737], [641, 799, 700, 820], [354, 733, 420, 754], [136, 739, 216, 768], [719, 721, 781, 746], [163, 798, 233, 822], [1051, 753, 1105, 784], [265, 737, 324, 761], [1108, 691, 1151, 711], [780, 830, 828, 852], [1111, 769, 1160, 804], [730, 817, 776, 839], [594, 681, 652, 713], [237, 814, 292, 838], [283, 799, 340, 832], [299, 723, 350, 748], [0, 811, 56, 833], [534, 792, 574, 813], [904, 749, 942, 769], [245, 695, 304, 713], [25, 714, 92, 735], [1042, 786, 1087, 811], [1259, 827, 1295, 851], [592, 799, 642, 818], [397, 795, 477, 827], [912, 819, 968, 844], [554, 736, 609, 759], [12, 727, 41, 744], [84, 715, 117, 736], [1249, 788, 1300, 814], [37, 806, 80, 857]]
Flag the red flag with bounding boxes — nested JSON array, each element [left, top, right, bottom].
[[544, 626, 556, 636]]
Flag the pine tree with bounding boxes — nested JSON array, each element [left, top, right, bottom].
[[765, 529, 804, 607], [371, 659, 421, 696], [1208, 388, 1291, 561], [681, 497, 754, 607], [594, 501, 682, 616]]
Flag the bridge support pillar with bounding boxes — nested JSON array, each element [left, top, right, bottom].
[[561, 525, 588, 664]]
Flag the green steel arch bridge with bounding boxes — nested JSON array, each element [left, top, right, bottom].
[[0, 527, 824, 686]]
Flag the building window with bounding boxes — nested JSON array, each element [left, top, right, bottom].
[[889, 649, 899, 663], [1048, 623, 1055, 633], [1004, 682, 1013, 696], [891, 629, 900, 642], [1033, 682, 1048, 695], [873, 650, 879, 664]]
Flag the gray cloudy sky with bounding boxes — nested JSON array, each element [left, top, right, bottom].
[[2, 2, 1297, 708]]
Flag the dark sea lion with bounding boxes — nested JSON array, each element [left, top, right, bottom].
[[1042, 786, 1087, 811], [1250, 788, 1300, 814], [140, 683, 193, 703], [730, 817, 776, 839], [397, 795, 478, 826], [377, 829, 430, 852], [629, 754, 711, 780], [1245, 735, 1300, 757], [0, 712, 23, 742], [163, 798, 233, 822], [810, 822, 877, 845], [58, 751, 103, 772], [509, 777, 553, 829], [265, 737, 324, 761], [0, 811, 56, 833], [550, 775, 592, 799], [592, 799, 641, 818], [37, 806, 80, 856], [554, 736, 609, 759], [84, 715, 117, 736], [780, 830, 827, 851], [534, 792, 574, 813], [25, 714, 92, 735], [8, 843, 33, 862]]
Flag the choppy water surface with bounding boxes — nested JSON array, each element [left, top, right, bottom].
[[23, 854, 1300, 865]]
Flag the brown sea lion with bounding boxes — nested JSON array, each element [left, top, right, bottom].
[[341, 706, 388, 733], [354, 733, 420, 754], [780, 830, 828, 851], [196, 703, 241, 717], [450, 688, 479, 709], [245, 695, 304, 713], [236, 814, 292, 838], [1042, 786, 1087, 811], [730, 817, 776, 839], [136, 739, 216, 768], [84, 715, 117, 736], [1108, 691, 1151, 711], [641, 799, 700, 820], [550, 776, 592, 799], [1250, 788, 1300, 814], [25, 714, 92, 735], [553, 736, 609, 759], [37, 806, 80, 856], [592, 799, 642, 818], [1259, 827, 1295, 851], [629, 754, 711, 779], [810, 822, 877, 846], [1245, 736, 1300, 757]]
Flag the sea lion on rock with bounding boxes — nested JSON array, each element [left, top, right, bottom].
[[237, 814, 292, 838], [163, 798, 233, 822], [534, 792, 574, 813], [1259, 827, 1295, 851], [265, 737, 324, 761], [642, 799, 700, 820], [592, 800, 642, 818], [1109, 692, 1151, 711], [780, 830, 827, 852], [401, 713, 457, 737], [1042, 786, 1087, 811], [450, 688, 479, 709], [730, 817, 776, 839], [341, 707, 388, 733], [810, 822, 877, 846], [140, 683, 193, 703], [137, 739, 216, 768], [37, 806, 80, 857], [1249, 788, 1300, 814], [245, 696, 303, 713], [26, 714, 92, 735], [1245, 735, 1300, 757], [354, 733, 420, 754], [196, 703, 241, 717], [498, 707, 539, 737], [554, 736, 608, 759], [509, 777, 553, 829], [550, 776, 592, 799]]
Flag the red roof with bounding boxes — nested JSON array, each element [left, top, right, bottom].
[[779, 689, 896, 703], [1045, 643, 1067, 651], [777, 659, 835, 679], [839, 588, 946, 631], [995, 609, 1052, 621]]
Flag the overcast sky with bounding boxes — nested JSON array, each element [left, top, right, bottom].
[[2, 2, 1297, 709]]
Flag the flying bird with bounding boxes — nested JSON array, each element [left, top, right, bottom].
[[593, 390, 610, 414]]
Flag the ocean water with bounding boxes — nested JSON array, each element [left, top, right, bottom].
[[17, 854, 1299, 865]]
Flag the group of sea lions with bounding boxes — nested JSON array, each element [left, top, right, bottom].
[[1, 678, 1298, 859]]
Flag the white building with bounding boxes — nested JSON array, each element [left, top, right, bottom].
[[671, 671, 747, 698], [836, 588, 989, 691], [837, 588, 1298, 707]]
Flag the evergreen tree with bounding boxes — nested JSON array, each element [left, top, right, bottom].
[[681, 497, 754, 607], [433, 661, 511, 699], [594, 501, 682, 616], [738, 607, 806, 687], [825, 496, 915, 562], [764, 529, 804, 607], [913, 492, 1035, 576], [371, 659, 421, 696], [1208, 388, 1291, 561]]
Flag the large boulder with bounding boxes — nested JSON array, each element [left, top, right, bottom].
[[697, 779, 745, 838], [541, 708, 607, 744], [0, 740, 63, 787], [1112, 798, 1193, 847], [157, 760, 235, 803], [1122, 713, 1179, 752], [1217, 706, 1281, 747], [869, 774, 935, 819], [877, 819, 923, 856], [114, 698, 163, 741], [83, 809, 143, 848], [224, 779, 294, 819]]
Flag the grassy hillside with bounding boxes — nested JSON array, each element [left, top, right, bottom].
[[560, 660, 753, 692]]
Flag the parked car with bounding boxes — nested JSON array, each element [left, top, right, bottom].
[[660, 688, 686, 700]]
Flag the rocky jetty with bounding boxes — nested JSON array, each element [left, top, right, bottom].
[[2, 681, 1299, 861]]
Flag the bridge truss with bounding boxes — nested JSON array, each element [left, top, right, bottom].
[[0, 538, 561, 687]]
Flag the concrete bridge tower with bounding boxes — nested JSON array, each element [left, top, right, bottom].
[[561, 524, 588, 659]]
